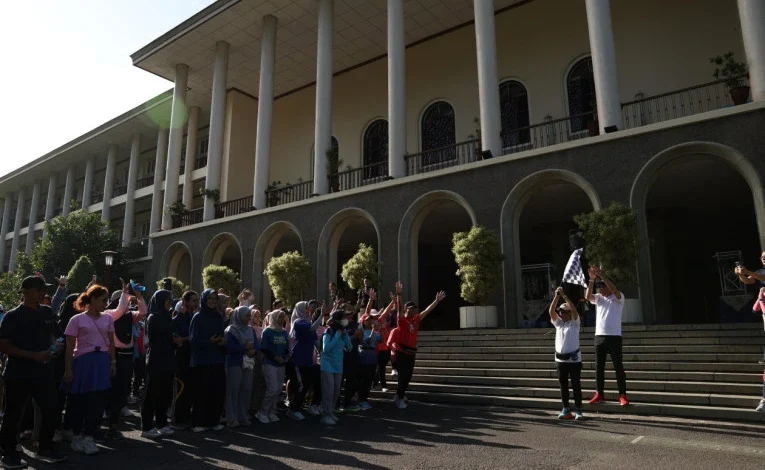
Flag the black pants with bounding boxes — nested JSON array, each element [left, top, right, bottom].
[[290, 365, 316, 411], [132, 355, 146, 397], [595, 335, 627, 395], [375, 350, 390, 388], [357, 364, 377, 402], [556, 362, 583, 409], [108, 351, 134, 427], [173, 366, 193, 425], [342, 358, 360, 407], [68, 391, 106, 437], [285, 362, 297, 406], [141, 369, 174, 431], [191, 365, 225, 428], [0, 377, 58, 456], [392, 352, 415, 399], [310, 365, 322, 406]]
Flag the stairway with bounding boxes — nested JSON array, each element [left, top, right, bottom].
[[375, 323, 765, 422]]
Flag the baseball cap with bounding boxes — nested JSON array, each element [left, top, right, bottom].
[[404, 301, 418, 309], [556, 303, 572, 312], [368, 308, 380, 317], [20, 276, 49, 291], [308, 299, 320, 310]]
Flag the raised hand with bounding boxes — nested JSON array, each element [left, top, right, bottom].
[[555, 286, 563, 297], [120, 278, 128, 293], [395, 281, 403, 294], [368, 289, 377, 301], [588, 266, 600, 280], [435, 290, 446, 302], [56, 275, 68, 287]]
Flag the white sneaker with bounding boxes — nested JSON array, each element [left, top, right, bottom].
[[381, 387, 389, 393], [82, 436, 99, 455], [141, 428, 163, 439], [391, 369, 398, 376], [288, 410, 305, 421], [191, 426, 208, 433], [268, 413, 280, 422], [71, 435, 87, 454], [320, 416, 336, 426], [256, 412, 270, 424], [120, 407, 133, 417], [756, 399, 765, 412], [393, 395, 408, 409], [307, 405, 321, 416], [159, 426, 175, 436], [212, 424, 224, 431]]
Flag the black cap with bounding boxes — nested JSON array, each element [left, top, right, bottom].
[[20, 276, 49, 291], [308, 299, 320, 310], [404, 301, 418, 309], [330, 309, 345, 324]]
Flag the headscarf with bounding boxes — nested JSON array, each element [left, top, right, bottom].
[[148, 289, 173, 316], [216, 294, 230, 316], [225, 305, 255, 345], [264, 310, 284, 332], [290, 301, 308, 338], [199, 289, 218, 317], [57, 293, 81, 332]]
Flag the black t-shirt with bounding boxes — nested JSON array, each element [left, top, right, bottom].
[[0, 304, 56, 379]]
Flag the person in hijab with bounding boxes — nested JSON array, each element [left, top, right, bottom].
[[320, 310, 353, 425], [248, 308, 266, 418], [140, 289, 179, 439], [224, 306, 257, 427], [172, 291, 199, 429], [256, 310, 289, 424], [189, 289, 226, 432], [287, 300, 322, 420], [217, 294, 231, 326]]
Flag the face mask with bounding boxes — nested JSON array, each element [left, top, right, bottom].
[[340, 319, 349, 327]]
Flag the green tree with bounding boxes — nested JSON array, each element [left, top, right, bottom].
[[452, 226, 503, 306], [0, 271, 23, 310], [264, 251, 312, 308], [202, 265, 241, 305], [341, 243, 382, 292], [157, 277, 190, 299], [67, 256, 95, 293]]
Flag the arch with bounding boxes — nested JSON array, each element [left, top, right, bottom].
[[317, 207, 382, 303], [362, 118, 388, 179], [501, 169, 602, 328], [253, 221, 304, 310], [202, 232, 244, 277], [565, 55, 596, 133], [630, 142, 765, 325], [159, 241, 193, 287], [499, 79, 531, 148], [419, 100, 457, 166]]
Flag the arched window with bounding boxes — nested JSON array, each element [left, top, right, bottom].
[[363, 119, 388, 178], [566, 57, 596, 133], [420, 101, 456, 166], [310, 136, 339, 176], [499, 80, 530, 148]]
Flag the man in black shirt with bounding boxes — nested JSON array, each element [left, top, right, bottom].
[[0, 276, 69, 467]]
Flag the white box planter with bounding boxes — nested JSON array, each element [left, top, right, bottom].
[[622, 298, 644, 324], [459, 306, 498, 329]]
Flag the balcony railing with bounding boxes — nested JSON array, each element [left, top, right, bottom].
[[113, 183, 127, 197], [266, 180, 314, 208], [173, 207, 203, 228], [195, 157, 208, 170], [215, 196, 253, 219], [91, 190, 104, 204], [137, 173, 154, 188], [406, 139, 480, 175], [328, 161, 389, 193], [621, 74, 749, 130]]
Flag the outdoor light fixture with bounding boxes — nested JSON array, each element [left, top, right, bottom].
[[102, 250, 117, 267]]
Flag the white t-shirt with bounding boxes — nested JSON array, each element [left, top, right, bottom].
[[591, 293, 624, 336], [553, 318, 581, 363]]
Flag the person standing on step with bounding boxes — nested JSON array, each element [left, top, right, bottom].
[[586, 266, 629, 406], [549, 287, 583, 420]]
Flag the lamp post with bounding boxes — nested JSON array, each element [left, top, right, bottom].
[[102, 250, 117, 288]]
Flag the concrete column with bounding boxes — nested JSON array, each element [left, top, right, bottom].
[[0, 195, 11, 268], [473, 0, 502, 157], [585, 0, 623, 131], [312, 0, 334, 196], [26, 181, 41, 254], [82, 156, 94, 210], [9, 187, 25, 270], [203, 41, 229, 222], [161, 64, 189, 230], [122, 133, 141, 246], [738, 0, 765, 101], [387, 0, 406, 178], [62, 164, 75, 217], [43, 172, 57, 240], [252, 15, 278, 209], [149, 129, 169, 254], [182, 106, 200, 209], [102, 145, 117, 222]]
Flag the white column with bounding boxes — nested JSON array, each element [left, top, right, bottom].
[[388, 0, 406, 178], [473, 0, 502, 157], [0, 195, 10, 268], [738, 0, 765, 101], [43, 172, 57, 240], [203, 41, 229, 222], [81, 156, 94, 210], [182, 107, 200, 209], [253, 15, 278, 209], [312, 0, 334, 196], [9, 187, 25, 270], [26, 181, 41, 254], [161, 64, 189, 230], [62, 164, 75, 217], [122, 133, 141, 246], [102, 145, 117, 222], [149, 129, 169, 254], [585, 0, 623, 131]]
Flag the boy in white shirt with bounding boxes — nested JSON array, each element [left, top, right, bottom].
[[549, 287, 583, 420]]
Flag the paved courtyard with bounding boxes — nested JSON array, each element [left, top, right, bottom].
[[19, 401, 765, 469]]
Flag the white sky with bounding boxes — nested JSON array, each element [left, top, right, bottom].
[[0, 0, 217, 177]]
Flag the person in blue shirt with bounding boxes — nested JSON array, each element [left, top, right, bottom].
[[256, 310, 290, 424], [356, 315, 381, 411], [320, 310, 353, 426], [287, 300, 322, 421], [224, 306, 257, 427]]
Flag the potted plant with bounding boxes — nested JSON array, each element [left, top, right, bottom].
[[198, 188, 222, 217], [264, 251, 312, 308], [573, 202, 642, 323], [711, 52, 750, 105], [452, 226, 503, 328], [341, 243, 382, 301], [165, 201, 188, 227], [471, 117, 483, 161], [326, 147, 344, 193]]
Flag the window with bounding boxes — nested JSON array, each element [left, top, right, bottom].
[[499, 81, 531, 147], [196, 138, 209, 169], [145, 158, 155, 176], [363, 119, 388, 179], [310, 136, 339, 177], [420, 101, 456, 165], [566, 57, 596, 133]]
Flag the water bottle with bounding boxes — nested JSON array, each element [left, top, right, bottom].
[[130, 280, 146, 292]]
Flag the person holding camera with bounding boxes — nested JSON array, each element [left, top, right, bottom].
[[550, 287, 583, 420], [189, 289, 226, 433], [735, 252, 765, 288]]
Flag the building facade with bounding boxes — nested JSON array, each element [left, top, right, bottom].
[[2, 0, 765, 329]]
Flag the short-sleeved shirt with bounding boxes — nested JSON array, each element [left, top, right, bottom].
[[553, 318, 581, 363], [65, 313, 114, 358], [591, 293, 624, 336], [0, 304, 57, 379], [392, 314, 422, 352]]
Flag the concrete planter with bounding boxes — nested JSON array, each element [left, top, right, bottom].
[[459, 306, 498, 329], [623, 298, 644, 324]]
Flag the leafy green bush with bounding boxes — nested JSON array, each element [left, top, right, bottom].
[[202, 265, 241, 304], [67, 256, 95, 293], [264, 251, 312, 308], [157, 277, 190, 299], [452, 226, 503, 306], [341, 243, 381, 291], [0, 271, 23, 310]]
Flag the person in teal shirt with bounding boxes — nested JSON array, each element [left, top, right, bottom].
[[320, 310, 352, 425], [256, 310, 290, 424]]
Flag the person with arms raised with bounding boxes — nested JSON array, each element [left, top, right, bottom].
[[549, 287, 583, 420]]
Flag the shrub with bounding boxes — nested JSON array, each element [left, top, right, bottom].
[[202, 265, 241, 304], [341, 243, 381, 291], [67, 256, 95, 293], [265, 251, 312, 308], [157, 277, 190, 299], [452, 226, 503, 306]]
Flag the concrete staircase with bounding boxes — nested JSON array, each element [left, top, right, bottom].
[[376, 324, 765, 422]]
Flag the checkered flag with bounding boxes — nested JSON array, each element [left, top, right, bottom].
[[562, 248, 587, 287]]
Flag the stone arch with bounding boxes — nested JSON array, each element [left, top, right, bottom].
[[501, 169, 602, 328], [631, 141, 765, 325], [159, 241, 193, 287], [202, 232, 244, 277], [253, 221, 304, 310]]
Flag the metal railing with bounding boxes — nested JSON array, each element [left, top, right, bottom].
[[621, 74, 749, 129], [137, 174, 154, 188], [91, 190, 104, 204], [215, 195, 253, 219], [266, 180, 314, 208], [113, 183, 127, 197], [173, 208, 203, 228], [406, 139, 480, 176], [328, 161, 389, 193], [195, 157, 208, 170]]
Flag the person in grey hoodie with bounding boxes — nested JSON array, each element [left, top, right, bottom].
[[189, 289, 226, 432]]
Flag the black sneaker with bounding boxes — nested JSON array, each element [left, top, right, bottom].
[[34, 446, 70, 464], [106, 428, 124, 440], [91, 433, 108, 445], [0, 454, 28, 469]]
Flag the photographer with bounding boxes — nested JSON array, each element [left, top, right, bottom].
[[735, 251, 765, 288], [549, 287, 583, 420]]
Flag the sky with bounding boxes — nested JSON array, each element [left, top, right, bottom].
[[0, 0, 217, 176]]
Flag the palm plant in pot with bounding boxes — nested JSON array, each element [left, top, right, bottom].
[[452, 226, 503, 329], [710, 52, 750, 105]]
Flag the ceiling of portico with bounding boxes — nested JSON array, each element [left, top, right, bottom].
[[133, 0, 529, 107]]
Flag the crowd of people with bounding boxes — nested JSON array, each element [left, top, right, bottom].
[[0, 273, 445, 468]]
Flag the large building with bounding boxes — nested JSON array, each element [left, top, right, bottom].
[[2, 0, 765, 330]]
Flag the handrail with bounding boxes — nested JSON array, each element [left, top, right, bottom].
[[327, 161, 389, 193], [621, 74, 748, 106], [214, 195, 253, 218], [265, 180, 314, 207]]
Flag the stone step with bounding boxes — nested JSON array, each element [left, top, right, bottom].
[[415, 352, 756, 363], [417, 337, 765, 347], [418, 323, 762, 336], [418, 344, 763, 354], [413, 359, 764, 373], [418, 329, 765, 341]]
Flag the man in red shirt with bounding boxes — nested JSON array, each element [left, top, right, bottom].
[[388, 283, 445, 409]]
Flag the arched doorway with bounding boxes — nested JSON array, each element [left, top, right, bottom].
[[502, 170, 601, 328], [203, 233, 243, 278], [160, 242, 193, 287], [253, 222, 303, 310], [399, 191, 475, 330], [632, 143, 765, 325]]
